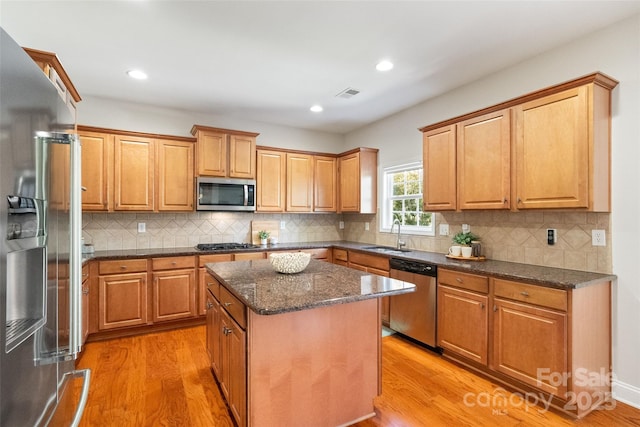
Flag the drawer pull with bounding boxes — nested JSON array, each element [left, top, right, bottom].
[[456, 278, 463, 283], [207, 282, 214, 287], [520, 291, 530, 297], [82, 288, 89, 295], [171, 261, 177, 265], [206, 301, 213, 310], [120, 266, 127, 270], [480, 303, 485, 309], [222, 326, 231, 336], [493, 305, 497, 312], [224, 302, 232, 307]]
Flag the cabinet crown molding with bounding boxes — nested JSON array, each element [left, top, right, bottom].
[[191, 124, 259, 138]]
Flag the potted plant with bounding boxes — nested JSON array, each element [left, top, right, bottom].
[[451, 231, 480, 258], [258, 230, 270, 245]]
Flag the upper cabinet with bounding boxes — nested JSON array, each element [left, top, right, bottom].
[[420, 73, 618, 212], [256, 149, 286, 212], [23, 47, 81, 120], [78, 126, 195, 212], [313, 155, 337, 212], [338, 148, 378, 214], [191, 125, 258, 179], [286, 153, 314, 212]]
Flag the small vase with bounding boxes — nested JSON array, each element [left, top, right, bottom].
[[260, 238, 267, 245]]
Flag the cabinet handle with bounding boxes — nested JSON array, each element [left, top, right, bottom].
[[493, 305, 498, 312], [171, 261, 177, 265], [480, 303, 485, 309], [517, 197, 522, 203], [222, 326, 231, 336], [120, 266, 127, 270], [206, 301, 213, 310], [224, 302, 232, 307], [520, 291, 530, 297], [456, 278, 463, 283], [82, 288, 89, 295], [207, 282, 214, 287], [503, 198, 508, 204]]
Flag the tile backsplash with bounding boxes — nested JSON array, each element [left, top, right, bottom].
[[343, 211, 612, 273], [84, 210, 611, 273], [82, 212, 344, 251]]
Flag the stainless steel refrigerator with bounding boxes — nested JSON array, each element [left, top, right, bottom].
[[1, 28, 89, 426]]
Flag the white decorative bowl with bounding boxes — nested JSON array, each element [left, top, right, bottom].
[[269, 252, 311, 274]]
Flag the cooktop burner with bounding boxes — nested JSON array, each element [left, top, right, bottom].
[[196, 243, 261, 251]]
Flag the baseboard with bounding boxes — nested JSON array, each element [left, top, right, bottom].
[[613, 379, 640, 409]]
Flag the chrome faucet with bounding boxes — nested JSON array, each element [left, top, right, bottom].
[[391, 219, 406, 250]]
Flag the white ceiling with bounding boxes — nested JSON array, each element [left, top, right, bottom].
[[2, 1, 639, 134]]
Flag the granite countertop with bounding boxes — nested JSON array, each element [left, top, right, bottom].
[[206, 258, 416, 315], [84, 240, 616, 290]]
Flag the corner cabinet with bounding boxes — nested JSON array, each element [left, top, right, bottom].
[[338, 148, 378, 214], [420, 73, 618, 212], [191, 125, 258, 179]]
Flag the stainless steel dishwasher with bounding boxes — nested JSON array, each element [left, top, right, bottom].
[[389, 258, 438, 349]]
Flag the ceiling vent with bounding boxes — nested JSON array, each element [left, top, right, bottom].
[[336, 87, 360, 99]]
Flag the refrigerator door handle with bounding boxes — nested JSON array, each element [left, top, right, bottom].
[[70, 369, 91, 427], [68, 133, 82, 357], [48, 368, 91, 427]]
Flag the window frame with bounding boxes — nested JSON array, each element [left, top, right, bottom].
[[379, 162, 435, 236]]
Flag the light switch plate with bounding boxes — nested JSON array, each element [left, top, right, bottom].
[[339, 221, 345, 229], [365, 222, 369, 231], [439, 224, 449, 236], [280, 221, 286, 230], [462, 224, 470, 233], [137, 222, 146, 233]]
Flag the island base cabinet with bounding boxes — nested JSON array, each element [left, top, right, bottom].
[[247, 298, 380, 427]]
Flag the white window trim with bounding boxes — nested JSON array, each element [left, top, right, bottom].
[[379, 162, 435, 236]]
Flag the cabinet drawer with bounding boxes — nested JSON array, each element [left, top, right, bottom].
[[348, 251, 389, 271], [438, 269, 488, 294], [206, 275, 221, 301], [99, 259, 147, 275], [333, 248, 348, 262], [219, 286, 246, 329], [152, 256, 195, 271], [493, 279, 567, 311], [199, 253, 233, 267], [234, 252, 266, 261], [300, 248, 331, 260]]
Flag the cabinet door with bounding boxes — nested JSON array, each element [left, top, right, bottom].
[[492, 298, 568, 396], [152, 269, 196, 322], [314, 155, 337, 212], [79, 131, 111, 211], [226, 312, 247, 427], [515, 86, 589, 209], [206, 290, 222, 378], [229, 134, 256, 179], [157, 139, 194, 211], [82, 271, 89, 345], [286, 153, 314, 212], [98, 272, 148, 330], [114, 135, 154, 211], [197, 131, 227, 176], [256, 149, 285, 212], [437, 284, 488, 365], [338, 152, 360, 212], [457, 110, 511, 210], [423, 125, 456, 210]]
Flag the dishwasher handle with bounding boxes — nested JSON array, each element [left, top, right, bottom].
[[389, 258, 437, 277]]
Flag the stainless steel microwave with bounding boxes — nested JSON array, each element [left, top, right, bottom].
[[196, 177, 256, 211]]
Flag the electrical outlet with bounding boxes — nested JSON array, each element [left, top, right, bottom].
[[592, 230, 606, 246], [547, 228, 557, 245], [365, 222, 369, 231], [280, 221, 286, 230], [439, 224, 450, 236], [339, 221, 345, 230], [462, 224, 470, 233], [137, 222, 146, 233]]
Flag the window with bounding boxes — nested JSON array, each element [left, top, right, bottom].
[[381, 163, 434, 235]]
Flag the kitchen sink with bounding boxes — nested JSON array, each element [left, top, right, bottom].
[[362, 246, 412, 254]]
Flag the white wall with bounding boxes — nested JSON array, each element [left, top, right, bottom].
[[78, 95, 345, 153], [345, 14, 640, 408]]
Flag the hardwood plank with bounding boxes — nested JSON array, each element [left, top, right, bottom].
[[76, 326, 640, 427]]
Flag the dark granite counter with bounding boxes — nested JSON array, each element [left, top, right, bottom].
[[205, 258, 415, 315], [85, 240, 615, 290]]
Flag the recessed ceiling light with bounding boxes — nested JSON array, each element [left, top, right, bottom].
[[376, 60, 394, 72], [126, 69, 148, 80], [310, 105, 323, 113]]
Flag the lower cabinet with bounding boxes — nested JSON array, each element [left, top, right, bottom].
[[98, 271, 148, 330], [81, 264, 90, 345], [343, 250, 390, 325], [151, 256, 197, 322], [206, 275, 247, 427], [437, 268, 610, 418]]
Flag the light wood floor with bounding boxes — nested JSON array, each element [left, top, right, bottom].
[[76, 326, 640, 426]]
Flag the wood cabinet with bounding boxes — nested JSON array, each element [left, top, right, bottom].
[[78, 130, 111, 211], [97, 259, 148, 330], [24, 47, 81, 118], [256, 149, 286, 212], [191, 125, 258, 179], [114, 135, 155, 211], [286, 152, 314, 212], [423, 125, 457, 211], [78, 126, 196, 212], [198, 254, 233, 316], [437, 269, 489, 365], [338, 148, 378, 213], [313, 155, 337, 212], [206, 275, 247, 427], [347, 250, 390, 324], [437, 268, 611, 417], [81, 264, 90, 345], [151, 256, 196, 322], [157, 139, 194, 211], [420, 73, 617, 212], [457, 109, 511, 209]]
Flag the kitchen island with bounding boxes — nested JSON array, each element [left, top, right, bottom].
[[204, 259, 415, 427]]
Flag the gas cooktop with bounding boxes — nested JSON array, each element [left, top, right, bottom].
[[196, 243, 261, 251]]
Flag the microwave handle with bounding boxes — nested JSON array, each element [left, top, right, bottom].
[[244, 185, 249, 206]]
